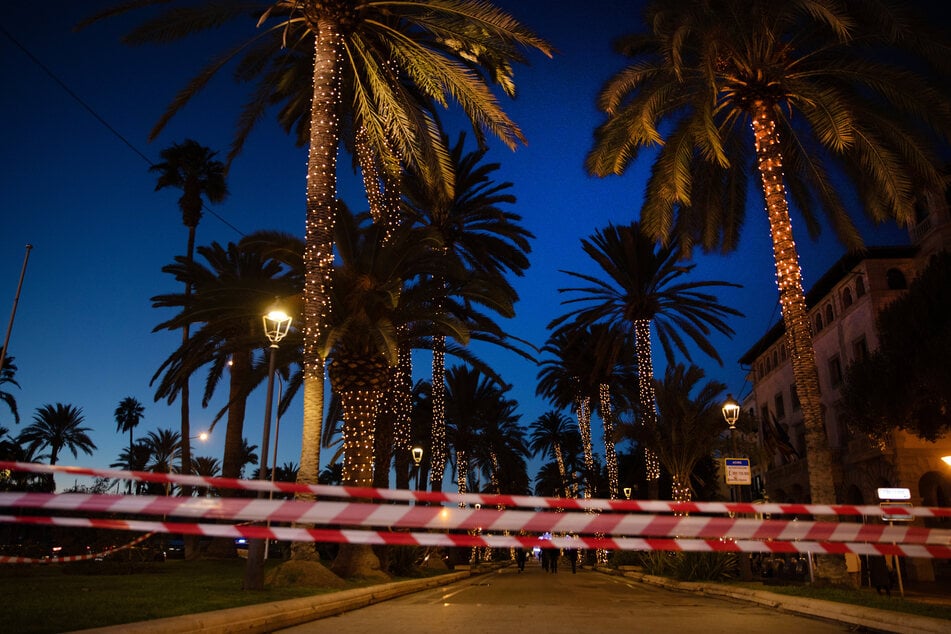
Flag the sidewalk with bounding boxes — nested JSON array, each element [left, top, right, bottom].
[[600, 567, 951, 634]]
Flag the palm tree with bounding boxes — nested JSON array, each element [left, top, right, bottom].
[[151, 233, 302, 482], [150, 139, 228, 485], [551, 221, 741, 494], [110, 441, 153, 495], [528, 410, 578, 498], [113, 397, 145, 485], [536, 329, 599, 498], [622, 364, 727, 503], [586, 0, 951, 515], [0, 355, 19, 425], [402, 132, 534, 491], [18, 403, 97, 491], [83, 3, 553, 515]]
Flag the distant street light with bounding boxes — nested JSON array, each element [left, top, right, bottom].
[[245, 302, 292, 590], [412, 445, 424, 492], [623, 487, 632, 500]]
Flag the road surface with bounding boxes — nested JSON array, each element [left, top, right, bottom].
[[277, 560, 853, 634]]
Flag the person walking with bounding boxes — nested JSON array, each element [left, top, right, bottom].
[[566, 547, 578, 574]]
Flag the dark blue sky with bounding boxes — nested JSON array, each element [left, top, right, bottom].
[[0, 1, 908, 488]]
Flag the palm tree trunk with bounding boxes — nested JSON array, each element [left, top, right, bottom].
[[575, 396, 594, 498], [553, 443, 570, 498], [221, 352, 249, 481], [599, 384, 619, 499], [751, 101, 844, 582], [750, 102, 836, 506], [292, 21, 341, 562], [390, 341, 413, 490], [635, 319, 661, 495], [430, 334, 447, 492]]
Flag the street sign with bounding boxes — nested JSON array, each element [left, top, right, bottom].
[[877, 487, 911, 500], [724, 458, 751, 485]]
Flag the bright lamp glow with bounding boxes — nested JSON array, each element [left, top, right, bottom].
[[263, 308, 292, 344], [941, 456, 951, 467], [722, 394, 741, 429], [412, 445, 424, 465]]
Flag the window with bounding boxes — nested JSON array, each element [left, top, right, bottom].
[[886, 268, 907, 290], [814, 314, 824, 332], [775, 393, 786, 419], [852, 336, 868, 362], [842, 287, 853, 308], [771, 350, 778, 368], [761, 405, 770, 426], [825, 303, 835, 324], [828, 355, 843, 387], [791, 385, 800, 411], [780, 343, 788, 361], [855, 276, 866, 297]]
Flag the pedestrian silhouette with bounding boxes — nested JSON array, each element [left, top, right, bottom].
[[566, 547, 578, 573]]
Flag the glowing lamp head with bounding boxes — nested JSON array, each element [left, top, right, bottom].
[[411, 445, 424, 466], [623, 486, 632, 500], [263, 306, 293, 344], [721, 394, 741, 429]]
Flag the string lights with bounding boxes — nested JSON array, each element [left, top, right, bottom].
[[750, 101, 836, 506], [575, 395, 594, 498], [599, 384, 619, 500], [341, 389, 380, 488], [431, 337, 447, 487], [635, 320, 661, 480]]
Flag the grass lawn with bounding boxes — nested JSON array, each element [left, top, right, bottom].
[[1, 558, 377, 634]]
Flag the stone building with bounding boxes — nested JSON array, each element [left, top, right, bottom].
[[737, 187, 951, 582]]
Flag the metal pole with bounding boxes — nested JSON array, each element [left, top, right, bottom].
[[265, 376, 282, 561], [244, 342, 278, 590], [0, 244, 32, 375]]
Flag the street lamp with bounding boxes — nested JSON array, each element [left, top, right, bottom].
[[721, 394, 740, 430], [244, 303, 292, 590], [623, 486, 632, 500], [411, 445, 424, 492], [723, 394, 752, 581], [942, 456, 951, 467]]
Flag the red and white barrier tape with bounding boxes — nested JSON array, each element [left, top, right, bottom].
[[3, 515, 950, 559], [0, 531, 155, 564], [3, 492, 949, 546], [2, 461, 947, 519]]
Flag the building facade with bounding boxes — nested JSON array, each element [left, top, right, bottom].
[[737, 187, 951, 582]]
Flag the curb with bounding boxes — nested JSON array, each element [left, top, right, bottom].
[[602, 568, 948, 634], [75, 570, 472, 634]]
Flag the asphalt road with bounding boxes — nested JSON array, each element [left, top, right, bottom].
[[276, 561, 854, 634]]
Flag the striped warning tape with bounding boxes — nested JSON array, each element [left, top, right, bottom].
[[2, 492, 949, 546], [0, 531, 155, 564], [2, 461, 947, 519], [3, 515, 950, 559]]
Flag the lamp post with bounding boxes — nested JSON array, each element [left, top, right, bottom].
[[244, 304, 292, 591], [411, 445, 424, 492], [722, 394, 752, 581], [264, 375, 283, 561], [721, 394, 741, 501]]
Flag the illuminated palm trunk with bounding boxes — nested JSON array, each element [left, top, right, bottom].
[[430, 331, 447, 491], [339, 388, 381, 487], [297, 22, 343, 498], [750, 101, 836, 507], [599, 384, 619, 499], [634, 319, 661, 485], [553, 442, 570, 498], [575, 395, 594, 498]]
